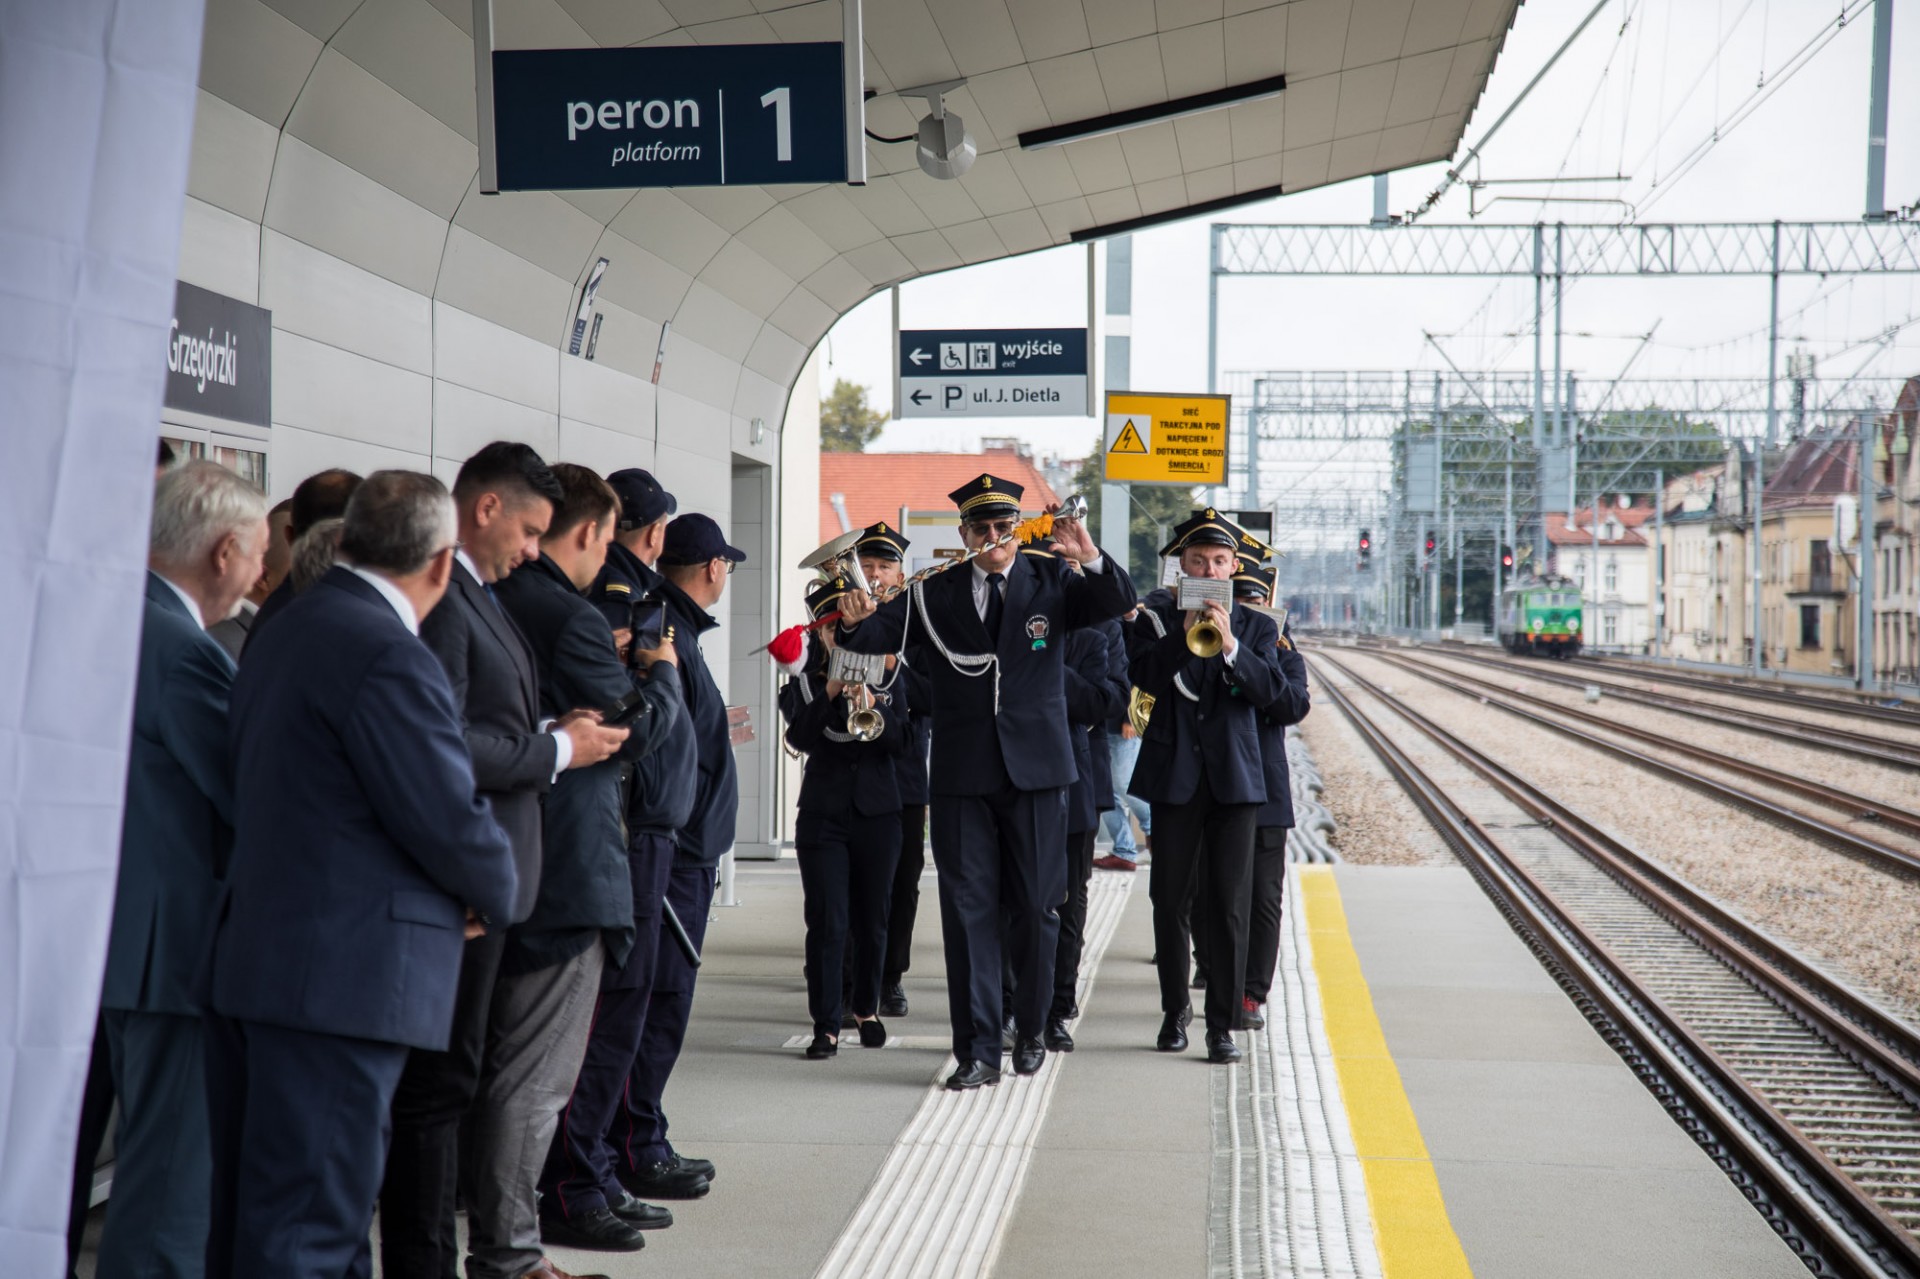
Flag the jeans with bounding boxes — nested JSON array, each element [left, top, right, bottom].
[[1100, 734, 1152, 862]]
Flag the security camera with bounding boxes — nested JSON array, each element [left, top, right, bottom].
[[900, 80, 975, 181]]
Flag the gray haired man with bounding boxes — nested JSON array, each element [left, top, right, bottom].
[[96, 459, 267, 1276]]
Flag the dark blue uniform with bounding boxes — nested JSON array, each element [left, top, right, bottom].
[[1246, 635, 1310, 1007], [782, 665, 910, 1036], [1049, 614, 1128, 1028], [881, 651, 932, 999], [1127, 589, 1286, 1039], [839, 544, 1135, 1071]]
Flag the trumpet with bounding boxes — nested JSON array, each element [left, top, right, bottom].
[[1186, 616, 1223, 658], [845, 683, 884, 742]]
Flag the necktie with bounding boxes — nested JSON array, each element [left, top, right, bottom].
[[984, 571, 1006, 640], [484, 582, 507, 615]]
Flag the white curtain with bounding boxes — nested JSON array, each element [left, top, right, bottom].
[[0, 0, 206, 1269]]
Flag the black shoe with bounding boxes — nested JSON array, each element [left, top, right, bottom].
[[945, 1060, 1002, 1090], [1012, 1036, 1045, 1075], [620, 1159, 710, 1200], [669, 1151, 715, 1183], [608, 1191, 673, 1230], [858, 1018, 887, 1048], [1043, 1019, 1075, 1053], [1237, 997, 1266, 1031], [805, 1032, 838, 1060], [841, 1010, 858, 1030], [1156, 1007, 1192, 1053], [1206, 1031, 1242, 1064], [880, 982, 908, 1017], [1191, 968, 1208, 990], [538, 1206, 646, 1252], [1002, 1011, 1017, 1050], [1065, 1001, 1080, 1020]]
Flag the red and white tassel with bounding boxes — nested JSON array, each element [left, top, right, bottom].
[[767, 624, 810, 675]]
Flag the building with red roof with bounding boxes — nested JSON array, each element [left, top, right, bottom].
[[818, 446, 1061, 543]]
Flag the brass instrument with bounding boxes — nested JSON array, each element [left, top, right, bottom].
[[845, 683, 884, 741], [1186, 616, 1224, 658], [1126, 686, 1155, 736]]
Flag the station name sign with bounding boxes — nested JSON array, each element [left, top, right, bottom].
[[164, 282, 271, 429], [897, 327, 1090, 418], [491, 43, 847, 190]]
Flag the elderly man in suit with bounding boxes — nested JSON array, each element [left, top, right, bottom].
[[380, 442, 627, 1279], [204, 470, 520, 1279], [91, 460, 266, 1278], [835, 475, 1135, 1089], [207, 498, 290, 660]]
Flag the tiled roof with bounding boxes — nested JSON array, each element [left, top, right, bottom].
[[819, 448, 1061, 542], [1765, 429, 1858, 510], [1543, 507, 1652, 547]]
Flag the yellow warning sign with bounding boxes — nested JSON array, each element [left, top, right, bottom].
[[1103, 392, 1230, 485]]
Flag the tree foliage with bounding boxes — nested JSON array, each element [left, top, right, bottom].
[[1070, 444, 1198, 584], [821, 379, 889, 452]]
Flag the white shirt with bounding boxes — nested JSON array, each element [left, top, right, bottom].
[[969, 550, 1105, 620], [453, 546, 572, 774], [153, 572, 205, 630], [345, 565, 420, 635]]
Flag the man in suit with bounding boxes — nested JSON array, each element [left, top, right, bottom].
[[836, 475, 1135, 1089], [91, 460, 266, 1277], [204, 470, 519, 1279], [380, 442, 627, 1279], [208, 498, 290, 660], [550, 469, 701, 1228], [487, 464, 683, 1262], [1127, 511, 1288, 1065], [243, 467, 361, 649], [611, 512, 742, 1200]]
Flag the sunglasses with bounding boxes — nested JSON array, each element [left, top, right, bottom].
[[965, 519, 1018, 538]]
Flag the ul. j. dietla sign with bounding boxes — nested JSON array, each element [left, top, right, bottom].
[[164, 282, 271, 429], [489, 43, 848, 191]]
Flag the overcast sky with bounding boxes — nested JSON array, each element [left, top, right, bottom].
[[817, 0, 1920, 471]]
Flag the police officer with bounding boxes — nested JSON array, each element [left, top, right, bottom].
[[781, 575, 911, 1059], [836, 475, 1135, 1089], [1234, 554, 1310, 1031], [848, 521, 933, 1021], [1127, 510, 1287, 1065]]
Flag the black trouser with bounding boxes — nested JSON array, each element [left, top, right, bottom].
[[929, 782, 1067, 1066], [882, 803, 928, 986], [379, 928, 506, 1279], [799, 808, 901, 1036], [614, 864, 716, 1170], [67, 1014, 114, 1278], [1245, 826, 1289, 1004], [1149, 785, 1257, 1036], [541, 831, 674, 1218], [1049, 828, 1097, 1020]]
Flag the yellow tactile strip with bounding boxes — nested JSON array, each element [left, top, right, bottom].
[[1299, 866, 1474, 1279]]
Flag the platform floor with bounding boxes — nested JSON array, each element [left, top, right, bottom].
[[75, 860, 1807, 1278]]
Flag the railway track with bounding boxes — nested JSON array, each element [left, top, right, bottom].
[[1399, 643, 1920, 771], [1573, 654, 1920, 726], [1360, 647, 1920, 872], [1315, 649, 1920, 1278]]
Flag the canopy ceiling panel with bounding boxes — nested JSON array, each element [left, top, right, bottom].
[[193, 0, 1517, 437]]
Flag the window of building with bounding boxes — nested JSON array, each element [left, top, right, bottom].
[[1800, 604, 1821, 649], [1604, 558, 1618, 592], [1810, 539, 1831, 591], [1602, 613, 1618, 644]]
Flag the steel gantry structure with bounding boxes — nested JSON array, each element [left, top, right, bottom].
[[1208, 219, 1920, 633]]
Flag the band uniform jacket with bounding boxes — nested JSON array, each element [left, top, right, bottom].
[[591, 542, 697, 840], [1125, 589, 1286, 807], [1060, 621, 1125, 832], [493, 552, 684, 975], [837, 547, 1136, 796], [890, 649, 933, 807], [421, 557, 557, 923], [1255, 635, 1311, 829], [779, 670, 910, 818], [211, 568, 517, 1050], [102, 573, 238, 1017]]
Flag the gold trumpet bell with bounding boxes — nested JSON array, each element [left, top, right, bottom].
[[1127, 687, 1155, 736], [1186, 617, 1224, 658]]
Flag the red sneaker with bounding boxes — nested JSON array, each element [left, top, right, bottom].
[[1091, 855, 1136, 872], [1238, 996, 1266, 1031]]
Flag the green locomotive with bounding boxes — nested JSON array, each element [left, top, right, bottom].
[[1497, 575, 1584, 658]]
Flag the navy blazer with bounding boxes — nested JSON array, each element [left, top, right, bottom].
[[494, 553, 685, 975], [661, 579, 736, 867], [421, 557, 557, 922], [101, 574, 237, 1016], [211, 568, 517, 1051], [890, 647, 933, 807], [591, 542, 697, 840], [780, 668, 909, 818], [1088, 620, 1130, 811], [838, 547, 1135, 796], [1060, 622, 1124, 832], [1255, 640, 1312, 828], [1125, 589, 1286, 807]]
